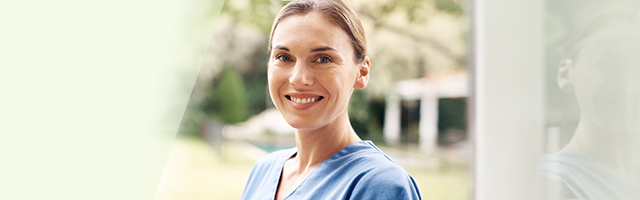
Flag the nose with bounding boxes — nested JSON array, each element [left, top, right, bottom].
[[289, 61, 314, 87]]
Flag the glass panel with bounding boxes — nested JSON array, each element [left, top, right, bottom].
[[543, 1, 640, 199]]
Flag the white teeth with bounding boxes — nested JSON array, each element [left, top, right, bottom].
[[291, 96, 319, 104]]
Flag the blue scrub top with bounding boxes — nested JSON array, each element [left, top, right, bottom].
[[241, 141, 422, 200]]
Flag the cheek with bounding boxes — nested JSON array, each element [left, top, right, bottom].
[[337, 68, 358, 90], [267, 66, 289, 94], [323, 70, 355, 97]]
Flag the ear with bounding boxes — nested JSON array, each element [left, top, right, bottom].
[[354, 56, 370, 90], [557, 59, 574, 92]]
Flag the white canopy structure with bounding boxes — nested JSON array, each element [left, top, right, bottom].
[[383, 73, 468, 153]]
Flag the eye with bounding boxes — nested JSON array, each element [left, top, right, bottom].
[[315, 56, 332, 63], [276, 54, 292, 62]]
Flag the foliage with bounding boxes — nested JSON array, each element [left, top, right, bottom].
[[435, 0, 465, 16], [177, 109, 203, 137], [202, 67, 249, 124], [369, 0, 464, 23], [349, 90, 386, 142], [241, 63, 269, 116], [375, 0, 430, 22], [221, 0, 279, 34]]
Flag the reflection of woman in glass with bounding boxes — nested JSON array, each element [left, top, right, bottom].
[[241, 0, 421, 199], [541, 1, 640, 199]]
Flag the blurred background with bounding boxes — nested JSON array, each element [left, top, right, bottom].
[[5, 0, 637, 199], [155, 0, 471, 199]]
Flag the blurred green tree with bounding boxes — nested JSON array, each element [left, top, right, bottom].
[[202, 67, 249, 124]]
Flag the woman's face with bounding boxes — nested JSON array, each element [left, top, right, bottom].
[[268, 12, 369, 130], [568, 25, 640, 134]]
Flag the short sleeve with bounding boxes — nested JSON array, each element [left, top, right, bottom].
[[349, 166, 422, 200]]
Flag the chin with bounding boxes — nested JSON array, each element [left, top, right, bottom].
[[281, 115, 325, 131], [284, 119, 319, 130]]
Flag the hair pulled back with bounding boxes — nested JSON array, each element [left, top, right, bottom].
[[268, 0, 367, 63]]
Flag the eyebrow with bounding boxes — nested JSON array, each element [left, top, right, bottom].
[[273, 45, 338, 53], [275, 45, 290, 52], [311, 46, 338, 53]]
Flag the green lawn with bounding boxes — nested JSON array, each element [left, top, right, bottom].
[[155, 137, 254, 200], [155, 137, 469, 199], [408, 166, 470, 200]]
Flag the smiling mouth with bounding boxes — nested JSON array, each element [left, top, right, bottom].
[[285, 95, 324, 104]]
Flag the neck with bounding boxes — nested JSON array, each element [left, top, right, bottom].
[[291, 113, 361, 172], [566, 115, 637, 175]]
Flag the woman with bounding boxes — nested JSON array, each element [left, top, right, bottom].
[[541, 0, 640, 199], [241, 0, 422, 199]]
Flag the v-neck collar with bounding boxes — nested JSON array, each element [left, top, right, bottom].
[[273, 141, 374, 200]]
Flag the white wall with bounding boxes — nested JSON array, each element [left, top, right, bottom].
[[471, 0, 545, 199]]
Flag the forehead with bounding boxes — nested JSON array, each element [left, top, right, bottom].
[[580, 26, 638, 58], [272, 12, 351, 52]]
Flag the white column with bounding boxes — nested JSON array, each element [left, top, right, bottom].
[[384, 94, 401, 145], [419, 90, 438, 154], [472, 0, 545, 199]]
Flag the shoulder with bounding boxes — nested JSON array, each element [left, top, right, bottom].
[[354, 162, 421, 196], [337, 142, 422, 199], [348, 162, 422, 200]]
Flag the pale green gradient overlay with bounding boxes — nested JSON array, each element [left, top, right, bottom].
[[0, 0, 224, 199]]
